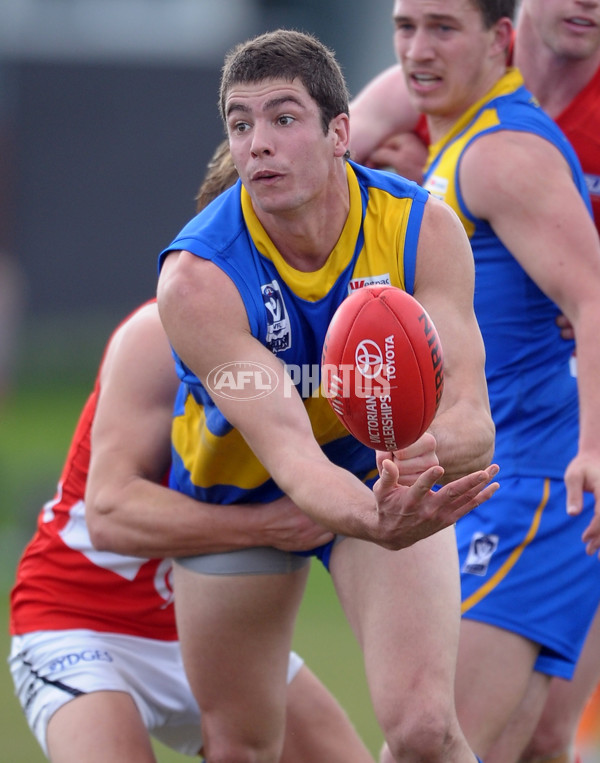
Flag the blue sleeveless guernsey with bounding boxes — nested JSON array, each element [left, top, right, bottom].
[[159, 161, 429, 507], [423, 68, 600, 680], [424, 68, 591, 480]]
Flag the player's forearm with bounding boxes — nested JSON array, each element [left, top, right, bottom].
[[429, 399, 496, 484], [273, 455, 376, 539], [87, 480, 294, 558]]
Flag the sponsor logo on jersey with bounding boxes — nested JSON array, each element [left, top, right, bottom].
[[462, 532, 499, 576], [425, 174, 448, 200], [348, 274, 391, 293], [261, 280, 291, 353]]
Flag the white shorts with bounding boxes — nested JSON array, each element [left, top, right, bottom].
[[8, 630, 304, 757]]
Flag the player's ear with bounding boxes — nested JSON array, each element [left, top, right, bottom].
[[490, 16, 513, 62], [331, 113, 350, 158]]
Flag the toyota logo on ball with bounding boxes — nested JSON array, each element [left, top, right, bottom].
[[355, 340, 384, 379]]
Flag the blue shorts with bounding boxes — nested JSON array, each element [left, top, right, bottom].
[[457, 475, 600, 679]]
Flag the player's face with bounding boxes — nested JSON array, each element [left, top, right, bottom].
[[224, 77, 344, 217], [392, 0, 505, 122], [522, 0, 600, 60]]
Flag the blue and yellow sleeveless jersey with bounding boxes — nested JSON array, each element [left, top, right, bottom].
[[158, 161, 429, 505], [424, 69, 592, 479]]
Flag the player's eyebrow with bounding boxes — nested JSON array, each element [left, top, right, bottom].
[[394, 13, 458, 24], [226, 94, 305, 118]]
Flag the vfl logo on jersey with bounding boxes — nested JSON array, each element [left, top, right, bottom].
[[425, 174, 448, 200], [462, 532, 499, 576], [348, 274, 391, 293], [261, 280, 291, 354]]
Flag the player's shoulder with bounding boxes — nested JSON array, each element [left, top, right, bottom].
[[159, 182, 245, 271], [101, 299, 169, 380], [420, 191, 465, 232], [417, 195, 475, 283], [464, 127, 571, 187], [175, 182, 244, 249], [350, 160, 428, 204], [112, 300, 161, 345]]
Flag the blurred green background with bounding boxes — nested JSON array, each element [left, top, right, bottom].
[[0, 380, 384, 761]]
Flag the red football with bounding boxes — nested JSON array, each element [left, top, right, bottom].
[[321, 286, 444, 451]]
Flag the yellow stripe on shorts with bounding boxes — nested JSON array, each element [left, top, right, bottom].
[[461, 478, 550, 614]]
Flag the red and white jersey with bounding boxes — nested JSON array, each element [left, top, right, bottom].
[[555, 64, 600, 232], [10, 303, 178, 641]]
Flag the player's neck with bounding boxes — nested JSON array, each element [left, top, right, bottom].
[[253, 171, 350, 273], [515, 18, 600, 118], [425, 67, 507, 146]]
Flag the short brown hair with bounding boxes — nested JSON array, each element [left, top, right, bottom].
[[219, 29, 349, 135], [470, 0, 516, 27]]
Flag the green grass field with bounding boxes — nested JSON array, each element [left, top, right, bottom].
[[0, 381, 383, 760]]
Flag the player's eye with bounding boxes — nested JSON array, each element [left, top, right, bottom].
[[394, 20, 415, 34], [232, 121, 250, 134]]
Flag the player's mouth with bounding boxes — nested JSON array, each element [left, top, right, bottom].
[[564, 15, 597, 31], [251, 169, 282, 184], [408, 71, 442, 95]]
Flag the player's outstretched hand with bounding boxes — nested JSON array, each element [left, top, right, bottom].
[[371, 459, 500, 550]]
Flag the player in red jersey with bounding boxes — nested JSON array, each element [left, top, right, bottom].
[[515, 0, 600, 232], [8, 143, 375, 763]]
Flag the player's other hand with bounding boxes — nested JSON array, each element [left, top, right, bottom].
[[566, 455, 600, 556], [371, 459, 500, 550], [376, 432, 439, 487], [258, 495, 335, 552]]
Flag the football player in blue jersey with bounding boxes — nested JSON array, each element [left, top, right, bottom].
[[158, 28, 498, 763]]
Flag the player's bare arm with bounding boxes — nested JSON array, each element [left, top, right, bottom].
[[411, 195, 496, 481], [158, 249, 498, 550], [85, 301, 335, 557], [349, 64, 419, 164], [461, 130, 600, 544]]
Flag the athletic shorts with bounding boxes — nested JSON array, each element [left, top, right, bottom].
[[8, 629, 304, 757], [457, 475, 600, 679], [176, 535, 347, 575]]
